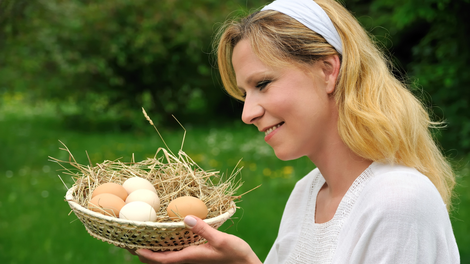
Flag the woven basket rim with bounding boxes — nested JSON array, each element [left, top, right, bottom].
[[66, 186, 236, 228]]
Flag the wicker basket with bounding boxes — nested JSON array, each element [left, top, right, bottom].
[[66, 186, 237, 251]]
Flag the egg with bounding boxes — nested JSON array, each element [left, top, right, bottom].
[[167, 196, 208, 220], [126, 189, 161, 212], [119, 201, 157, 222], [122, 177, 156, 194], [88, 193, 126, 217], [91, 182, 128, 201]]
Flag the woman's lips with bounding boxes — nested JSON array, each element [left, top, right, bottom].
[[264, 122, 284, 141]]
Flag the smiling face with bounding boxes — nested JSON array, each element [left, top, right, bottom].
[[232, 39, 340, 161]]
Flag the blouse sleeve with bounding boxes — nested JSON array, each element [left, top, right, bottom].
[[333, 171, 460, 264]]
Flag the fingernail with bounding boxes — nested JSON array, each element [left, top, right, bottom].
[[135, 249, 142, 256], [184, 215, 197, 228]]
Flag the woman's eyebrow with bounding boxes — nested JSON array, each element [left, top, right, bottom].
[[246, 71, 272, 85]]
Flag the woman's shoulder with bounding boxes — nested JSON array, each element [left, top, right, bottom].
[[367, 162, 442, 198], [336, 162, 458, 263], [359, 162, 447, 218]]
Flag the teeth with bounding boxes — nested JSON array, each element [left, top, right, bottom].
[[265, 124, 282, 137]]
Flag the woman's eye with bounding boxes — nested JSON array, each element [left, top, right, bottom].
[[256, 80, 271, 90]]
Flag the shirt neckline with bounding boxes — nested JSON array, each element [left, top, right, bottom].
[[312, 161, 376, 226]]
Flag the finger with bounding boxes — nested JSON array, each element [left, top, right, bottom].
[[124, 247, 137, 256], [134, 217, 224, 263], [135, 249, 154, 260], [136, 247, 211, 264], [184, 215, 222, 245]]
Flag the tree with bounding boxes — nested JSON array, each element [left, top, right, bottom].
[[2, 0, 469, 153], [1, 0, 264, 129], [345, 0, 470, 154]]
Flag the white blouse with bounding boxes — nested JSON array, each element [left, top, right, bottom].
[[264, 162, 460, 264]]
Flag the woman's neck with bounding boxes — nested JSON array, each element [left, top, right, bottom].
[[308, 99, 372, 198], [310, 135, 372, 199]]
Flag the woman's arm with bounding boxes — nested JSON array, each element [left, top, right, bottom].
[[130, 216, 262, 264]]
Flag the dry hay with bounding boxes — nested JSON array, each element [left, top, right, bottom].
[[50, 109, 254, 222], [52, 144, 245, 222]]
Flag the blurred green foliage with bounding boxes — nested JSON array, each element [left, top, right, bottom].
[[347, 0, 470, 153], [1, 0, 470, 261], [1, 0, 469, 153], [0, 98, 312, 263], [0, 0, 265, 129], [1, 98, 469, 263]]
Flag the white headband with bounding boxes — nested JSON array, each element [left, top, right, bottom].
[[261, 0, 343, 54]]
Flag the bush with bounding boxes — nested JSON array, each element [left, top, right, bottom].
[[0, 0, 265, 129], [1, 0, 469, 153]]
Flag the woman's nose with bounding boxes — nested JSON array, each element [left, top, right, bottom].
[[241, 96, 264, 124]]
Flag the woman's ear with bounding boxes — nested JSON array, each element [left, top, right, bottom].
[[321, 54, 341, 94]]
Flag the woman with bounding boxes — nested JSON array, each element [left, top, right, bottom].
[[132, 0, 460, 263]]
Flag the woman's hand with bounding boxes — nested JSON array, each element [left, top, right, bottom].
[[130, 215, 261, 264]]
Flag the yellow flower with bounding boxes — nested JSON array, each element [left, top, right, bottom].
[[249, 163, 257, 171], [191, 153, 205, 163], [282, 166, 294, 175], [263, 168, 272, 176], [209, 159, 219, 168]]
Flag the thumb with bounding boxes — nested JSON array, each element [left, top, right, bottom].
[[184, 215, 222, 244]]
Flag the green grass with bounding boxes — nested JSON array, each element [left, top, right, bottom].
[[1, 99, 469, 263]]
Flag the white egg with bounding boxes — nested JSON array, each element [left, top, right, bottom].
[[126, 189, 161, 212], [119, 201, 157, 222], [122, 177, 156, 194]]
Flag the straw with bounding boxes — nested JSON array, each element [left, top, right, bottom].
[[49, 109, 248, 222]]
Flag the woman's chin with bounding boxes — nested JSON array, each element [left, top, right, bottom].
[[273, 149, 301, 161]]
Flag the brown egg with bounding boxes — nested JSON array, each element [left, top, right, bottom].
[[91, 182, 128, 201], [167, 196, 208, 220], [88, 193, 126, 217]]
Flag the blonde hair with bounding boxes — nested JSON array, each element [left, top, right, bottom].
[[215, 0, 455, 208]]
